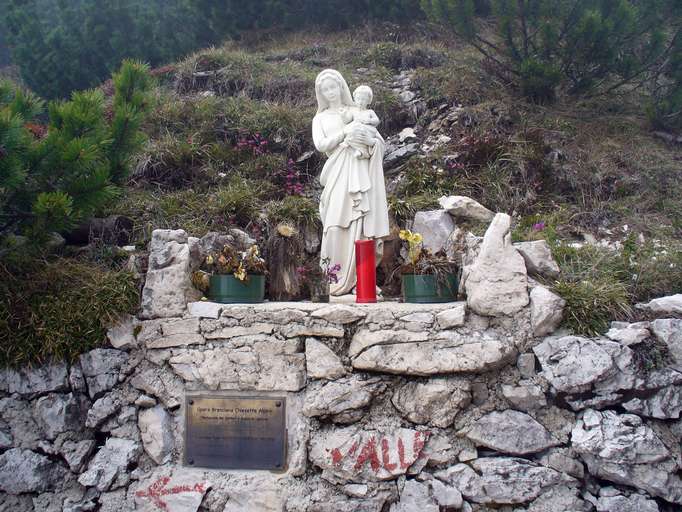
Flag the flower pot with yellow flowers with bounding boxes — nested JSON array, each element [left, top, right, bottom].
[[399, 229, 459, 303], [194, 244, 267, 304]]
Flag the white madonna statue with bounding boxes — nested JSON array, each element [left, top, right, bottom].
[[312, 69, 390, 296]]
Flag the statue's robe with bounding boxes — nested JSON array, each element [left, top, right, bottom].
[[312, 108, 390, 295]]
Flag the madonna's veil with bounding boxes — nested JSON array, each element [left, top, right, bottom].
[[315, 69, 354, 113]]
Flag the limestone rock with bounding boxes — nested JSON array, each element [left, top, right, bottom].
[[106, 314, 138, 349], [174, 342, 306, 392], [219, 474, 284, 512], [606, 321, 651, 346], [352, 330, 516, 376], [439, 195, 494, 222], [435, 304, 466, 329], [141, 229, 199, 319], [595, 489, 659, 512], [412, 210, 456, 253], [429, 479, 463, 509], [464, 410, 558, 455], [623, 385, 682, 419], [0, 421, 12, 449], [34, 393, 83, 440], [390, 480, 438, 512], [138, 405, 174, 464], [514, 240, 560, 278], [133, 467, 211, 512], [384, 143, 419, 168], [530, 286, 565, 337], [303, 376, 385, 422], [517, 353, 536, 377], [130, 365, 184, 409], [0, 448, 66, 495], [398, 127, 417, 142], [501, 383, 547, 411], [79, 349, 129, 398], [540, 448, 585, 479], [61, 439, 96, 472], [98, 489, 135, 512], [651, 319, 682, 370], [309, 426, 429, 482], [527, 487, 585, 512], [139, 317, 205, 349], [637, 294, 682, 315], [391, 377, 471, 428], [187, 301, 224, 319], [6, 363, 68, 396], [435, 458, 574, 505], [464, 213, 529, 316], [305, 338, 346, 380], [533, 336, 616, 394], [69, 363, 87, 393], [572, 409, 682, 504], [86, 388, 135, 428], [78, 438, 141, 491], [349, 329, 429, 358], [312, 304, 367, 324], [0, 396, 42, 449]]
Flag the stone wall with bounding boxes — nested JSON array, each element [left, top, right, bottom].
[[2, 221, 682, 512]]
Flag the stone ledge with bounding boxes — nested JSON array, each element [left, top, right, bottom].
[[187, 300, 467, 318]]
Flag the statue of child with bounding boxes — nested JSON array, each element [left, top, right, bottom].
[[341, 85, 381, 159]]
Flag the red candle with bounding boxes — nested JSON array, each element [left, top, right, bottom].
[[355, 239, 377, 303]]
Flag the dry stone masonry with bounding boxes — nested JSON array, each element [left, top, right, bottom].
[[1, 226, 682, 511]]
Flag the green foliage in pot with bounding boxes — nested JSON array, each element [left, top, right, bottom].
[[192, 243, 267, 294]]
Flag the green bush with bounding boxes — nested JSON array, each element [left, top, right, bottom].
[[0, 61, 152, 243], [519, 59, 561, 104], [421, 0, 682, 107], [0, 258, 139, 366]]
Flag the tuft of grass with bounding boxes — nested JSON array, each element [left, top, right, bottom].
[[266, 195, 320, 227], [0, 258, 139, 366], [388, 193, 441, 225], [213, 176, 274, 225], [133, 134, 214, 190], [175, 46, 318, 105], [553, 278, 632, 336], [547, 235, 682, 336]]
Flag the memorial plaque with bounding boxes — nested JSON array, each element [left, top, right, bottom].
[[184, 395, 286, 470]]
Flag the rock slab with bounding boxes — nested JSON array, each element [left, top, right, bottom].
[[464, 213, 529, 316]]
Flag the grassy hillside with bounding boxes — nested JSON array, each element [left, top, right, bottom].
[[113, 25, 681, 321], [4, 24, 681, 365]]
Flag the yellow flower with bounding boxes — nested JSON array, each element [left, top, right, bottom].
[[410, 233, 423, 244], [234, 263, 247, 282], [399, 229, 410, 241], [205, 255, 214, 265]]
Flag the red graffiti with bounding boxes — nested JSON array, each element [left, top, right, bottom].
[[135, 476, 205, 510], [397, 438, 409, 469], [354, 436, 381, 472], [414, 431, 429, 459], [331, 432, 430, 474], [381, 438, 396, 471]]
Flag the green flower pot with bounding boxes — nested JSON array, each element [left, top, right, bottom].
[[209, 274, 265, 304], [402, 273, 459, 303]]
